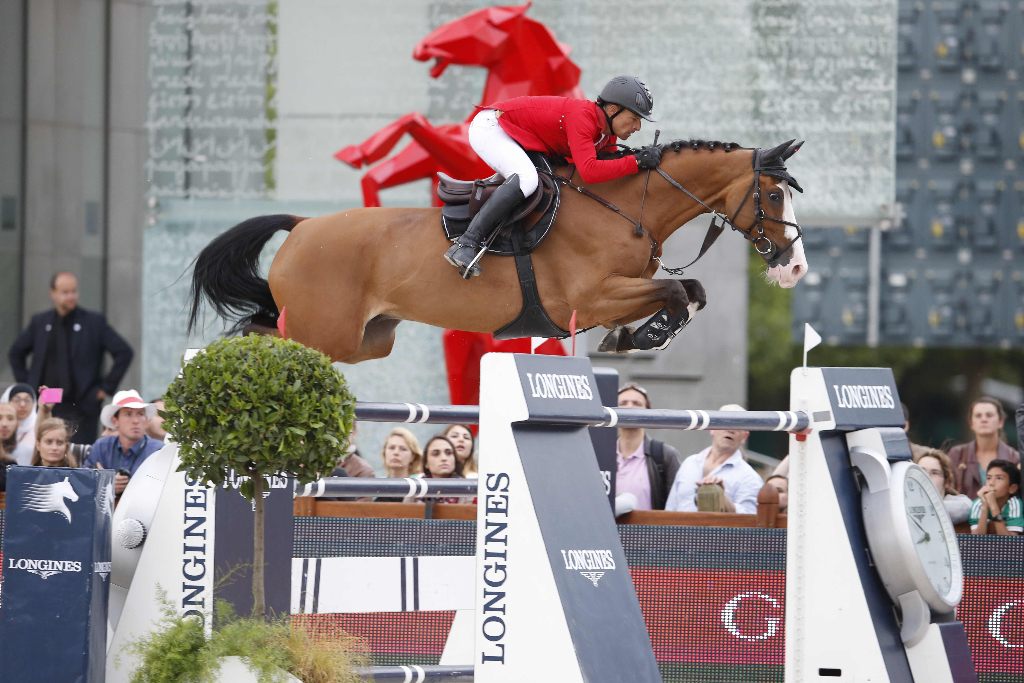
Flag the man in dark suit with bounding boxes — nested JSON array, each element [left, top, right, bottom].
[[8, 272, 134, 444]]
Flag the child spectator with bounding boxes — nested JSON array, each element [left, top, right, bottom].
[[765, 474, 788, 514], [913, 448, 972, 525], [1, 383, 37, 465], [31, 418, 78, 467], [969, 459, 1022, 536], [949, 397, 1019, 501], [423, 435, 470, 504], [444, 424, 477, 477]]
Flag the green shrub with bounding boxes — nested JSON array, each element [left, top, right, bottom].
[[162, 335, 355, 616]]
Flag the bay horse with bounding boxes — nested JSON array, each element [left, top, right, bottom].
[[336, 2, 583, 206], [188, 139, 808, 363]]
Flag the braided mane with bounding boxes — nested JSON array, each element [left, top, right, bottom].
[[661, 139, 746, 153]]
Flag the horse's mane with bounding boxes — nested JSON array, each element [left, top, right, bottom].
[[596, 138, 747, 161], [661, 139, 747, 153]]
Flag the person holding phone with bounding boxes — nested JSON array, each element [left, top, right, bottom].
[[83, 390, 163, 494]]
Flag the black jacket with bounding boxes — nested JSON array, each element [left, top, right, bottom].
[[8, 307, 133, 416], [643, 435, 682, 511]]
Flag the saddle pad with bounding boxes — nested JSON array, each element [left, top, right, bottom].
[[441, 173, 560, 257]]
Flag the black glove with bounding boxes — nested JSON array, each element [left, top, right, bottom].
[[634, 145, 662, 170]]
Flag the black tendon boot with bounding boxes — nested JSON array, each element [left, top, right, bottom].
[[631, 305, 693, 351], [445, 174, 526, 278]]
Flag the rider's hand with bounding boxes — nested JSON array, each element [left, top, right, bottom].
[[634, 146, 662, 170]]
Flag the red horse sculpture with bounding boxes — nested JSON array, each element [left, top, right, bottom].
[[335, 2, 584, 207]]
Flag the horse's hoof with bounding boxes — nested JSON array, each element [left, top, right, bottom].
[[597, 326, 639, 353]]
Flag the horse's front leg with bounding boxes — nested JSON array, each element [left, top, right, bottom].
[[583, 278, 706, 353]]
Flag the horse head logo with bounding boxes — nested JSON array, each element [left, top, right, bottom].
[[22, 476, 79, 523]]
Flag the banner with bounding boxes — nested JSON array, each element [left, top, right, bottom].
[[0, 466, 114, 683]]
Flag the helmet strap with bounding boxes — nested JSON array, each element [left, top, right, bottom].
[[598, 101, 623, 134]]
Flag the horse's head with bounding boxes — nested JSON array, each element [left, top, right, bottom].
[[413, 3, 581, 98], [724, 140, 808, 289], [58, 476, 80, 502]]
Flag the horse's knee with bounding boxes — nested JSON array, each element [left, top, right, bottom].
[[662, 280, 689, 313]]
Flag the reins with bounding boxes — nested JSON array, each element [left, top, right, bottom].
[[550, 146, 803, 276]]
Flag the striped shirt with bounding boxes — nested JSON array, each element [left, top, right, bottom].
[[969, 496, 1024, 533]]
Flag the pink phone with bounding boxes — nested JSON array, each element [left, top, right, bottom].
[[40, 388, 63, 404]]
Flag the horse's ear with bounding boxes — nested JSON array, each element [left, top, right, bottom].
[[783, 140, 804, 160], [761, 139, 796, 164]]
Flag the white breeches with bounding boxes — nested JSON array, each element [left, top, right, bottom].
[[468, 109, 540, 196]]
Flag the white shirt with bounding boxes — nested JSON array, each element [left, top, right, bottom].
[[665, 446, 764, 515]]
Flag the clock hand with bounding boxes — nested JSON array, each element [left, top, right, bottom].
[[908, 514, 931, 544]]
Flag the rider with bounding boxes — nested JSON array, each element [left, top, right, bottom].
[[444, 76, 662, 277]]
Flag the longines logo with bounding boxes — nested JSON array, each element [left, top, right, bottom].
[[21, 477, 79, 523], [561, 549, 615, 586], [526, 373, 594, 401], [94, 561, 112, 580], [831, 384, 895, 410], [8, 558, 83, 579]]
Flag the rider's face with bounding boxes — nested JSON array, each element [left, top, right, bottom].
[[605, 105, 642, 140]]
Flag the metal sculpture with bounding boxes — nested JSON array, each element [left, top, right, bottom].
[[335, 2, 583, 207]]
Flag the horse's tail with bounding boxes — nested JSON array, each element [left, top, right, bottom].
[[187, 214, 303, 335]]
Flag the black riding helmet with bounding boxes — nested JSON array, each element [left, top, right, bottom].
[[597, 75, 656, 123]]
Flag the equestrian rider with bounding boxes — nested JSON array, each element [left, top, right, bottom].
[[445, 76, 662, 278]]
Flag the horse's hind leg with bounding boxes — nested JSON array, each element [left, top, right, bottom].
[[337, 315, 401, 364]]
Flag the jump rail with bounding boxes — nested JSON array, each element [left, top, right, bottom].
[[356, 665, 474, 682], [295, 477, 477, 498], [355, 401, 810, 432]]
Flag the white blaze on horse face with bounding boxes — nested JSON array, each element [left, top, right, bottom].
[[766, 181, 807, 289]]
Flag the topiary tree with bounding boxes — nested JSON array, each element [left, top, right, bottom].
[[162, 335, 355, 619]]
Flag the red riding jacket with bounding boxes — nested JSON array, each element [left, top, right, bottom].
[[485, 96, 639, 184]]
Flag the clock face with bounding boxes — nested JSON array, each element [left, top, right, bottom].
[[903, 467, 954, 598]]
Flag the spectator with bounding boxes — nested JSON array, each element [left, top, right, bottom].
[[84, 391, 163, 494], [381, 427, 422, 478], [444, 424, 477, 477], [949, 397, 1020, 501], [665, 404, 764, 514], [146, 398, 167, 440], [901, 402, 928, 459], [31, 418, 78, 467], [1017, 403, 1023, 456], [615, 382, 682, 511], [913, 448, 971, 525], [765, 474, 788, 514], [423, 435, 471, 504], [377, 427, 423, 503], [1, 383, 37, 465], [337, 422, 375, 478], [36, 385, 92, 465], [1, 403, 19, 488], [969, 459, 1022, 536], [8, 271, 134, 444]]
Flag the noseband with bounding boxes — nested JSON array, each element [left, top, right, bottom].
[[653, 147, 803, 273]]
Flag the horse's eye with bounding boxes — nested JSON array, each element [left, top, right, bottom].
[[769, 192, 782, 203]]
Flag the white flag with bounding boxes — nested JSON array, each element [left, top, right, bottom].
[[803, 323, 822, 367]]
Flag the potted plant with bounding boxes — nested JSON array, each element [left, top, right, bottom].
[[124, 335, 360, 681]]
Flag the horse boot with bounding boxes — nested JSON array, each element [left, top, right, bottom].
[[445, 174, 525, 278], [630, 304, 695, 351]]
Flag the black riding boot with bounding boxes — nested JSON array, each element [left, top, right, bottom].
[[445, 174, 525, 278], [631, 306, 693, 351]]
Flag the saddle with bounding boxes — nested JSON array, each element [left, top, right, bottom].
[[437, 153, 568, 340], [438, 153, 561, 257]]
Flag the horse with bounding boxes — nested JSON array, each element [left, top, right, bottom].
[[336, 2, 583, 207], [188, 139, 808, 364]]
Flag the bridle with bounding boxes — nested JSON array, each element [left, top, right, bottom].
[[551, 146, 803, 275]]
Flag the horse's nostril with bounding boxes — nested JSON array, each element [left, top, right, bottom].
[[791, 264, 804, 279]]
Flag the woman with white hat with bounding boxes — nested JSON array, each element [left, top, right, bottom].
[[83, 390, 163, 494], [1, 383, 38, 465]]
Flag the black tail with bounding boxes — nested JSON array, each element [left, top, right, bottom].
[[187, 214, 301, 335]]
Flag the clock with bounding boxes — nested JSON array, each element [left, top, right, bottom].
[[851, 448, 964, 645]]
